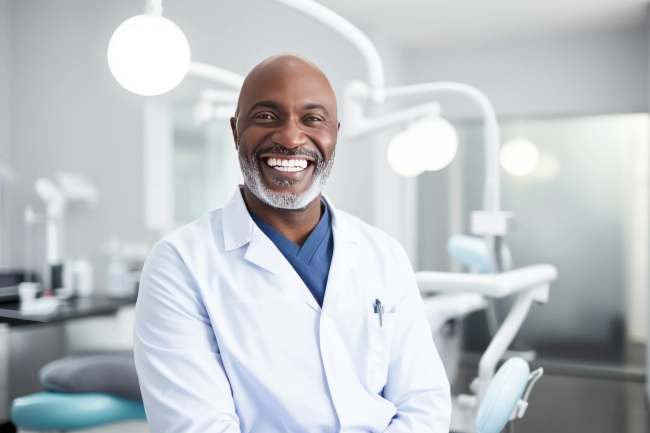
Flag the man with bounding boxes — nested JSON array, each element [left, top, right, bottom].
[[134, 54, 451, 432]]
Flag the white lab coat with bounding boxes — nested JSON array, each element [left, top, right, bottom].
[[134, 187, 451, 433]]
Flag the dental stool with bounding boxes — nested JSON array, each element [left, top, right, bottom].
[[11, 351, 145, 432], [11, 392, 145, 432]]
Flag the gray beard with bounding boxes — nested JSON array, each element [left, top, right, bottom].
[[238, 145, 335, 211]]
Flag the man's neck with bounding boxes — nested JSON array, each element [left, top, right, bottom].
[[242, 186, 322, 247]]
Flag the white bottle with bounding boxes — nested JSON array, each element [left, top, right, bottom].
[[106, 238, 128, 298], [73, 257, 94, 297]]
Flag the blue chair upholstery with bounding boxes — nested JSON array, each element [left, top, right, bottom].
[[476, 357, 530, 433], [447, 234, 513, 273], [11, 392, 145, 431]]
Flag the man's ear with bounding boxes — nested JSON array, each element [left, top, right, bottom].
[[230, 117, 239, 149], [337, 122, 341, 133]]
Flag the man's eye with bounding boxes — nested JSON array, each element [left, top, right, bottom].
[[256, 114, 274, 120], [305, 116, 321, 122]]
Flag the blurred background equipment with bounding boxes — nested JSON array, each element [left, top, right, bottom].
[[25, 173, 98, 295], [0, 0, 648, 431]]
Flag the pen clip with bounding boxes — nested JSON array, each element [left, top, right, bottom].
[[374, 299, 384, 327]]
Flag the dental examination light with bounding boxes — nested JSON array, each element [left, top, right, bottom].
[[387, 114, 459, 176], [108, 0, 243, 96], [108, 1, 191, 96], [386, 129, 425, 177], [500, 138, 539, 176]]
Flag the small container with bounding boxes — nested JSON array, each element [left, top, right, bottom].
[[107, 260, 128, 298], [73, 257, 94, 297], [18, 282, 40, 304]]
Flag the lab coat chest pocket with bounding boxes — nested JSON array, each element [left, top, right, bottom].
[[366, 303, 397, 393]]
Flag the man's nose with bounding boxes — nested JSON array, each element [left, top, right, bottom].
[[272, 119, 308, 149]]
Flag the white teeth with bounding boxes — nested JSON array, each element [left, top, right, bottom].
[[266, 157, 310, 172]]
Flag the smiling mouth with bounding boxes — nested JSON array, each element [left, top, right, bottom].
[[263, 156, 313, 172]]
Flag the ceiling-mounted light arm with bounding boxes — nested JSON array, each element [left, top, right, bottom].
[[200, 89, 240, 103], [343, 84, 441, 139], [143, 0, 163, 15], [346, 101, 440, 139], [272, 0, 385, 103], [187, 62, 245, 89]]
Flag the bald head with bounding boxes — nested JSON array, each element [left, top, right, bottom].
[[235, 54, 337, 120]]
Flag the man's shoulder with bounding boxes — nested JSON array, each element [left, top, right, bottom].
[[333, 208, 406, 260], [157, 207, 225, 253]]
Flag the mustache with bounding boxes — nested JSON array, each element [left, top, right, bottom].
[[253, 145, 323, 163]]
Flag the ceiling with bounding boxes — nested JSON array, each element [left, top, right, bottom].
[[316, 0, 649, 46]]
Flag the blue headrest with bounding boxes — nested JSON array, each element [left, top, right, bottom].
[[447, 235, 512, 273], [476, 357, 530, 433]]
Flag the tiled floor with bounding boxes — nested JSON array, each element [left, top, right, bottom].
[[453, 367, 649, 433]]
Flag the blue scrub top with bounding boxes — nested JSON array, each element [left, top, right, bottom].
[[249, 201, 334, 307]]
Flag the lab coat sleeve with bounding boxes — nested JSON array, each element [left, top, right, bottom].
[[133, 241, 241, 433], [382, 241, 452, 432]]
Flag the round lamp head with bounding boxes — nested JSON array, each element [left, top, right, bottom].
[[500, 138, 539, 176], [387, 130, 425, 177], [409, 115, 459, 171], [108, 14, 191, 96]]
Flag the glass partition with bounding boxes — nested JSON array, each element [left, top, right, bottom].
[[171, 103, 242, 225], [418, 113, 649, 369]]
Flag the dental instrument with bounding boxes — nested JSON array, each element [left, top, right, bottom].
[[26, 173, 99, 293]]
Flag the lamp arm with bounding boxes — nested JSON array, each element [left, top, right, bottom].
[[200, 89, 240, 103], [143, 0, 163, 15], [383, 82, 501, 212], [477, 285, 548, 400], [345, 101, 440, 139], [272, 0, 385, 102], [187, 62, 245, 89]]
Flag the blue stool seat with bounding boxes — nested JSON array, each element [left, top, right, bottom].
[[11, 392, 145, 431]]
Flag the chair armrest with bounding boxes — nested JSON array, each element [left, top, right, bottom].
[[416, 265, 557, 298]]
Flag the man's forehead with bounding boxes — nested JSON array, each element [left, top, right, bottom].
[[237, 54, 337, 116]]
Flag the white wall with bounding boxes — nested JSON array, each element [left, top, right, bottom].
[[3, 0, 406, 286], [647, 11, 650, 403], [0, 0, 9, 160], [405, 26, 649, 119], [0, 0, 10, 266]]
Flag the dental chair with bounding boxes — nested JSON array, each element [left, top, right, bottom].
[[420, 235, 556, 433]]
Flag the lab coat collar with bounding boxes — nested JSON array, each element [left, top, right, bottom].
[[221, 186, 359, 312], [221, 187, 254, 251], [221, 186, 358, 250]]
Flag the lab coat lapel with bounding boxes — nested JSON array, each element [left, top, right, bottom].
[[222, 187, 321, 313], [246, 231, 323, 314], [321, 194, 359, 312]]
